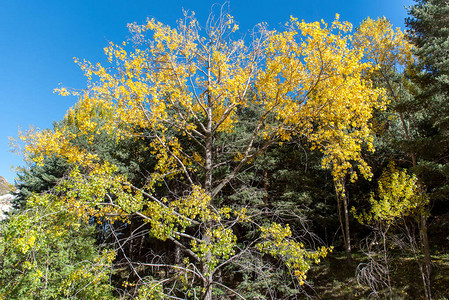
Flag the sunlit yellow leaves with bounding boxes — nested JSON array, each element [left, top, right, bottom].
[[257, 16, 385, 184], [140, 185, 235, 243], [257, 223, 331, 285], [55, 165, 135, 223], [135, 282, 165, 300], [191, 226, 237, 271], [54, 87, 70, 96], [353, 162, 429, 226], [170, 185, 211, 221], [354, 17, 414, 71], [24, 13, 387, 194], [16, 11, 394, 291]]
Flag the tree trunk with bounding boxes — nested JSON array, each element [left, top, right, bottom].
[[342, 189, 352, 264], [202, 86, 214, 300], [381, 228, 393, 299], [263, 167, 269, 204], [201, 230, 214, 300], [336, 178, 352, 264], [409, 141, 432, 300], [420, 215, 432, 300], [202, 271, 213, 300]]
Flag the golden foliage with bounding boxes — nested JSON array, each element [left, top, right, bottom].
[[353, 162, 429, 226], [24, 13, 387, 188], [19, 12, 392, 289]]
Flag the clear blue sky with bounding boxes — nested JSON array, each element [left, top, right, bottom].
[[0, 0, 414, 184]]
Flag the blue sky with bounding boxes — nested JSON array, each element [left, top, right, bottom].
[[0, 0, 413, 184]]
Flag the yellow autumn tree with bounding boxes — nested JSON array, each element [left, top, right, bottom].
[[330, 17, 416, 263], [21, 10, 385, 299], [354, 18, 433, 299], [354, 17, 415, 165], [353, 162, 428, 298], [354, 162, 428, 228]]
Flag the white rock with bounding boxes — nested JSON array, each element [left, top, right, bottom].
[[0, 194, 14, 221]]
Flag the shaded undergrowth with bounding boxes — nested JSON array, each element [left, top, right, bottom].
[[305, 251, 449, 299]]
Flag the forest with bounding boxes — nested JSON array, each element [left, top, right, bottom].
[[1, 0, 449, 299]]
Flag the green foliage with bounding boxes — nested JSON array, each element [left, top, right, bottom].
[[14, 155, 69, 209], [406, 0, 449, 212], [0, 193, 115, 299], [407, 0, 449, 94]]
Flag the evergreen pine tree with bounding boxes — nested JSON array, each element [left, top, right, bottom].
[[405, 2, 449, 298], [406, 0, 449, 216]]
